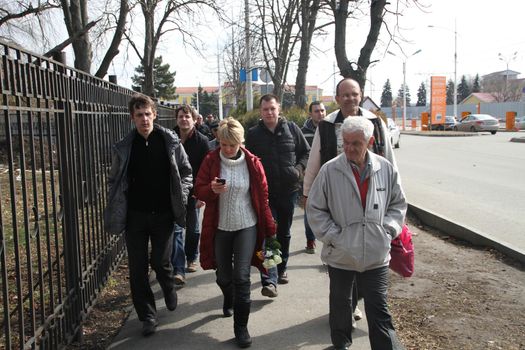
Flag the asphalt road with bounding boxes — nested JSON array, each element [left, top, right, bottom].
[[395, 131, 525, 253]]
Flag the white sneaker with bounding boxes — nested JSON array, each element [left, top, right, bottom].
[[353, 306, 363, 320]]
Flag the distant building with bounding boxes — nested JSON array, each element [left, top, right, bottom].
[[174, 86, 218, 105], [320, 95, 335, 104], [482, 69, 520, 82], [362, 96, 380, 112], [461, 92, 498, 105], [172, 83, 324, 112], [467, 69, 525, 103]]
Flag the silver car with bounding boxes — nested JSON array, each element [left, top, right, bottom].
[[515, 116, 525, 130], [387, 118, 400, 148], [454, 114, 499, 134]]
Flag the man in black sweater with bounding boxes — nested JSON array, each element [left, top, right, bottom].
[[104, 95, 192, 336]]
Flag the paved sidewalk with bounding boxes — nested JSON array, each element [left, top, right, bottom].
[[109, 208, 372, 350]]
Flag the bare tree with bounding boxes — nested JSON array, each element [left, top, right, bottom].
[[125, 0, 224, 97], [94, 0, 129, 78], [221, 9, 264, 111], [253, 0, 300, 101], [0, 0, 59, 27], [329, 0, 386, 90], [1, 0, 129, 78], [59, 0, 94, 72], [56, 0, 130, 75], [483, 76, 525, 102], [222, 26, 244, 109], [329, 0, 426, 92], [294, 0, 332, 108], [0, 0, 61, 48]]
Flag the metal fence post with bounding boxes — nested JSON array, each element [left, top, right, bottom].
[[52, 51, 83, 343]]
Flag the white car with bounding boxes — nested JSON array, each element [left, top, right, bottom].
[[387, 118, 400, 148], [515, 116, 525, 130]]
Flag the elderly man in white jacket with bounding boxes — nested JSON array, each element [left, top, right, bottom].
[[306, 117, 407, 350]]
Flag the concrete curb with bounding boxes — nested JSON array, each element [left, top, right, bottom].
[[408, 203, 525, 264], [400, 131, 477, 137], [510, 137, 525, 143]]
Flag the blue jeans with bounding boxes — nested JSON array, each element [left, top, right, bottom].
[[214, 225, 257, 304], [184, 197, 201, 263], [304, 211, 315, 242], [171, 224, 185, 276], [328, 265, 402, 350], [170, 196, 201, 275], [260, 190, 298, 286]]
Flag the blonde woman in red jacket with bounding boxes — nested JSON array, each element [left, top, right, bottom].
[[195, 117, 276, 348]]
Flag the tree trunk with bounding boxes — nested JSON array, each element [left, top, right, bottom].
[[95, 0, 129, 79], [61, 0, 93, 73], [294, 0, 320, 108], [333, 0, 386, 93], [142, 0, 155, 97]]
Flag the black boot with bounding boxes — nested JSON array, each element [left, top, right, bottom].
[[220, 284, 234, 317], [233, 302, 252, 348]]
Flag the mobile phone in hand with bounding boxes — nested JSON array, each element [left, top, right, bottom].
[[216, 178, 226, 185]]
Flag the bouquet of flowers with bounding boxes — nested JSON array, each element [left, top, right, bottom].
[[257, 236, 282, 269]]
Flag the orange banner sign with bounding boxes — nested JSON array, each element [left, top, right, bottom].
[[430, 76, 447, 125]]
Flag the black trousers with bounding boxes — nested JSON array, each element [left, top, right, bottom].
[[328, 265, 402, 350], [125, 210, 176, 321], [214, 225, 257, 304]]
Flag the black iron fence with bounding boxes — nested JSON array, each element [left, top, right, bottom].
[[0, 41, 175, 349]]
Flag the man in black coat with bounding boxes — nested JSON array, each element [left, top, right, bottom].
[[245, 94, 310, 297]]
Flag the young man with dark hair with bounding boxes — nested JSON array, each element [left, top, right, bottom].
[[172, 104, 211, 284], [104, 95, 193, 336], [300, 101, 326, 254]]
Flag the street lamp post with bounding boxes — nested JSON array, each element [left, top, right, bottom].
[[388, 49, 422, 130], [428, 22, 458, 119], [498, 51, 518, 86]]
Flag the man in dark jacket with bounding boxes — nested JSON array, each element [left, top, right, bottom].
[[172, 105, 211, 285], [300, 101, 326, 254], [245, 94, 310, 297], [196, 113, 212, 140], [104, 95, 192, 336]]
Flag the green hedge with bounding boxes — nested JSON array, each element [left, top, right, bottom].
[[232, 100, 340, 135], [235, 106, 310, 132]]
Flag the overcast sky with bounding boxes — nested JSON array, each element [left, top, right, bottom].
[[110, 0, 525, 104]]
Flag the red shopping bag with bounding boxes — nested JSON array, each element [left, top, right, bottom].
[[389, 224, 415, 277]]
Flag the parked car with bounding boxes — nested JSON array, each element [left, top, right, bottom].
[[387, 118, 400, 148], [515, 116, 525, 130], [431, 116, 458, 130], [454, 114, 499, 134]]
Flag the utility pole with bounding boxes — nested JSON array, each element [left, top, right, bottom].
[[333, 62, 336, 101], [453, 19, 458, 121], [217, 42, 223, 120], [196, 84, 200, 113], [388, 49, 422, 130], [498, 51, 518, 90], [245, 0, 253, 111]]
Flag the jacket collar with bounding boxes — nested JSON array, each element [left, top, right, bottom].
[[333, 150, 382, 176], [115, 123, 179, 154], [324, 107, 378, 124], [258, 116, 286, 131], [302, 118, 317, 131]]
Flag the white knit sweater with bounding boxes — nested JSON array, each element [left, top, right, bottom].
[[218, 151, 257, 231]]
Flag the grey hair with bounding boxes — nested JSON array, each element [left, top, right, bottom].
[[341, 117, 374, 140]]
